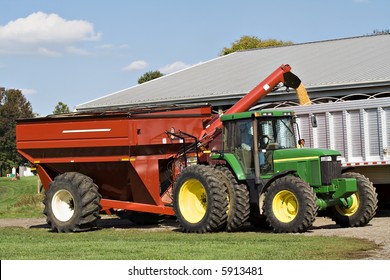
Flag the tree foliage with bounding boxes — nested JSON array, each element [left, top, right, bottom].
[[371, 29, 390, 35], [0, 89, 34, 170], [138, 70, 164, 84], [220, 35, 293, 56], [53, 101, 70, 114]]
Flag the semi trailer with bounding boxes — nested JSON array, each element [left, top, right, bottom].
[[16, 64, 378, 233]]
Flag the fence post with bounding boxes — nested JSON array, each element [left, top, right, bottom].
[[37, 176, 41, 194]]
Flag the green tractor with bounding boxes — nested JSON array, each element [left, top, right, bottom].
[[173, 109, 378, 233]]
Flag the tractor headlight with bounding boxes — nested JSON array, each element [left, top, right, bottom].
[[320, 156, 332, 162]]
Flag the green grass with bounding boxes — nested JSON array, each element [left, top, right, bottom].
[[0, 175, 378, 260], [0, 227, 376, 260], [0, 176, 45, 218]]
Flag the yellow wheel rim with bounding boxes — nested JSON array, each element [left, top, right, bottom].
[[272, 190, 298, 223], [335, 193, 359, 216], [178, 179, 207, 223]]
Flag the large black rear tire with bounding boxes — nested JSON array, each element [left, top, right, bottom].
[[263, 176, 317, 233], [215, 166, 249, 232], [328, 172, 378, 227], [173, 165, 228, 233], [44, 172, 102, 232]]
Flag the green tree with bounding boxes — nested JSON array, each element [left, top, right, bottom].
[[138, 70, 164, 84], [0, 89, 34, 167], [53, 101, 70, 114], [220, 35, 293, 56], [371, 29, 390, 35]]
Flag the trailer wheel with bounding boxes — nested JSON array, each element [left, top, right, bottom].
[[263, 176, 317, 233], [329, 172, 378, 227], [173, 165, 228, 233], [44, 172, 102, 232], [215, 166, 250, 232]]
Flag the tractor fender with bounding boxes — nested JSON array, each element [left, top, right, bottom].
[[263, 170, 297, 189]]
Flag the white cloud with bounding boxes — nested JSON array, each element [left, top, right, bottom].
[[123, 60, 148, 71], [159, 61, 192, 74], [0, 12, 101, 56]]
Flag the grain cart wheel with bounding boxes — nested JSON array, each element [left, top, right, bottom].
[[44, 172, 102, 232], [328, 172, 378, 227], [173, 165, 228, 233], [263, 176, 317, 233], [215, 166, 250, 232]]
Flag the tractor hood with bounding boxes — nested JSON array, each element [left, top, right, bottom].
[[273, 148, 341, 162]]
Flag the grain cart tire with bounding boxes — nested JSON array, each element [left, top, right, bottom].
[[173, 165, 228, 233], [215, 166, 250, 232], [263, 176, 317, 233], [328, 172, 378, 227], [44, 172, 102, 232]]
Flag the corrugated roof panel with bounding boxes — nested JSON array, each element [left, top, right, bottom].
[[76, 35, 390, 111]]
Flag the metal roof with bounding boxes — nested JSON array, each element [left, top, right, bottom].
[[76, 34, 390, 111]]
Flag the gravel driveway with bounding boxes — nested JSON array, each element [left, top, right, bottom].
[[301, 210, 390, 259], [1, 210, 389, 259]]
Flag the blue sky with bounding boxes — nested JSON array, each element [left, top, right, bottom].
[[1, 0, 389, 116]]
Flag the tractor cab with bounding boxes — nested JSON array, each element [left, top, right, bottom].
[[220, 110, 297, 179]]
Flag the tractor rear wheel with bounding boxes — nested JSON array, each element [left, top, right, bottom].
[[173, 165, 228, 233], [263, 176, 317, 233], [215, 166, 249, 232], [44, 172, 102, 232], [328, 172, 378, 227]]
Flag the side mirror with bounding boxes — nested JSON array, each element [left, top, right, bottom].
[[311, 114, 318, 128]]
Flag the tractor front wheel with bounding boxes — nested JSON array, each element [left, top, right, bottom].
[[328, 172, 378, 227], [44, 172, 102, 232], [173, 165, 228, 233], [263, 176, 317, 233]]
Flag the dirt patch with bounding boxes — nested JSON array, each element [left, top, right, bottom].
[[1, 210, 389, 259]]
